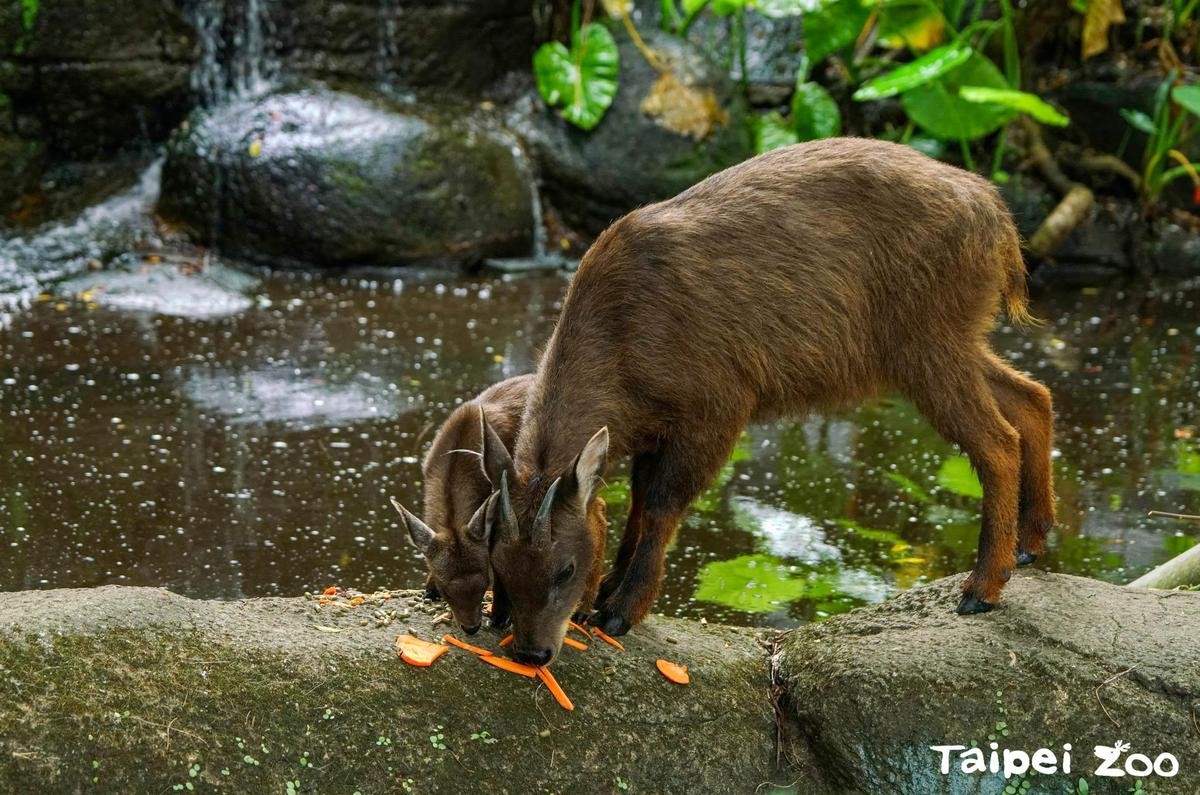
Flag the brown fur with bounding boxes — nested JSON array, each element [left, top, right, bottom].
[[488, 138, 1056, 652]]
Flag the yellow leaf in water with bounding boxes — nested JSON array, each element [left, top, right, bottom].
[[54, 302, 67, 311], [640, 72, 728, 141], [894, 556, 926, 565], [248, 139, 263, 158], [600, 0, 632, 15], [78, 290, 95, 302], [890, 542, 912, 553], [36, 293, 52, 302], [1082, 0, 1124, 59], [492, 354, 504, 363]]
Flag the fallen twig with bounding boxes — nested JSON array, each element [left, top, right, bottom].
[[1094, 665, 1137, 728]]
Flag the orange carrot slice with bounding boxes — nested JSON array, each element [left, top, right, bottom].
[[568, 620, 591, 638], [442, 634, 493, 657], [562, 636, 588, 651], [591, 627, 625, 651], [322, 586, 338, 595], [480, 654, 538, 678], [395, 634, 449, 667], [656, 659, 689, 684], [498, 633, 514, 647], [536, 667, 574, 711]]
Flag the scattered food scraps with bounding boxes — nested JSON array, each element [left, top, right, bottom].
[[568, 620, 591, 638], [481, 655, 538, 678], [396, 634, 449, 667], [656, 659, 690, 685], [591, 627, 625, 651], [536, 667, 574, 711], [443, 634, 493, 657], [562, 637, 588, 651], [498, 633, 514, 647]]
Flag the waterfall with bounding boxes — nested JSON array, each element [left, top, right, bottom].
[[186, 0, 278, 105]]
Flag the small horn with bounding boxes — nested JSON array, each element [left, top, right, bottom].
[[531, 476, 560, 549], [498, 471, 518, 541]]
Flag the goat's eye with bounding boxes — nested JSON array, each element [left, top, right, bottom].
[[554, 563, 575, 586]]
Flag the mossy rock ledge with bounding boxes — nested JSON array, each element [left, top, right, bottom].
[[1, 571, 1198, 794]]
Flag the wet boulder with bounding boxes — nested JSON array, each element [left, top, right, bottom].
[[158, 89, 535, 268], [515, 24, 753, 234]]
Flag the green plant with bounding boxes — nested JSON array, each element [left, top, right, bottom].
[[1120, 73, 1200, 206], [848, 0, 1067, 170], [533, 1, 620, 130]]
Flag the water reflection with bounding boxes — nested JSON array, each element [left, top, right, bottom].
[[1, 270, 1197, 626]]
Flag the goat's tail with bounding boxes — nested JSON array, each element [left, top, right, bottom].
[[999, 229, 1037, 328]]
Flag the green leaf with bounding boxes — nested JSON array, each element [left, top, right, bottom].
[[804, 0, 873, 64], [853, 44, 974, 101], [1120, 108, 1155, 134], [533, 24, 620, 131], [792, 81, 841, 140], [959, 86, 1070, 126], [1173, 85, 1200, 118], [711, 0, 747, 14], [753, 111, 798, 154], [694, 554, 815, 612], [885, 471, 931, 503], [937, 455, 983, 499], [901, 52, 1016, 140]]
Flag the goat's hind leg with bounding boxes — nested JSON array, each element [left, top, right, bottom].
[[985, 353, 1056, 566], [906, 354, 1022, 614]]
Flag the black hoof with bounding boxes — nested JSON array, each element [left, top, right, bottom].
[[1016, 551, 1038, 567], [590, 609, 632, 637], [956, 593, 995, 615], [571, 610, 590, 625], [423, 586, 441, 601]]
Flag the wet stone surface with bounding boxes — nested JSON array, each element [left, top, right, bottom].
[[1, 269, 1198, 627]]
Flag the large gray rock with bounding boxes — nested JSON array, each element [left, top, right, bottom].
[[779, 570, 1200, 794], [158, 89, 535, 268], [516, 23, 754, 234], [0, 586, 775, 793]]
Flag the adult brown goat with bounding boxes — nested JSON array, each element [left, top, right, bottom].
[[480, 138, 1055, 666]]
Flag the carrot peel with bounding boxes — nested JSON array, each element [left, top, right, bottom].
[[536, 666, 574, 711], [443, 634, 493, 657], [395, 634, 449, 667], [562, 636, 588, 651], [591, 627, 625, 651], [480, 654, 539, 678], [656, 659, 690, 684], [498, 633, 514, 647], [568, 620, 591, 638]]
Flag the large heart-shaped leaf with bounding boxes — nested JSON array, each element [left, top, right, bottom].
[[900, 52, 1015, 140], [533, 24, 620, 131], [853, 43, 973, 101], [792, 81, 841, 140], [959, 86, 1070, 127], [878, 0, 947, 51], [804, 0, 873, 64]]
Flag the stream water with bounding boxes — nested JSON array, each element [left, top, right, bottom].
[[2, 268, 1197, 627]]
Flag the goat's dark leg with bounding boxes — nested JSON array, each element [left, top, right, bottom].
[[592, 426, 742, 635]]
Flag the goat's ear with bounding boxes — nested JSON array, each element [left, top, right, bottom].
[[390, 498, 435, 554], [479, 408, 515, 487], [464, 490, 499, 544], [562, 427, 608, 508]]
